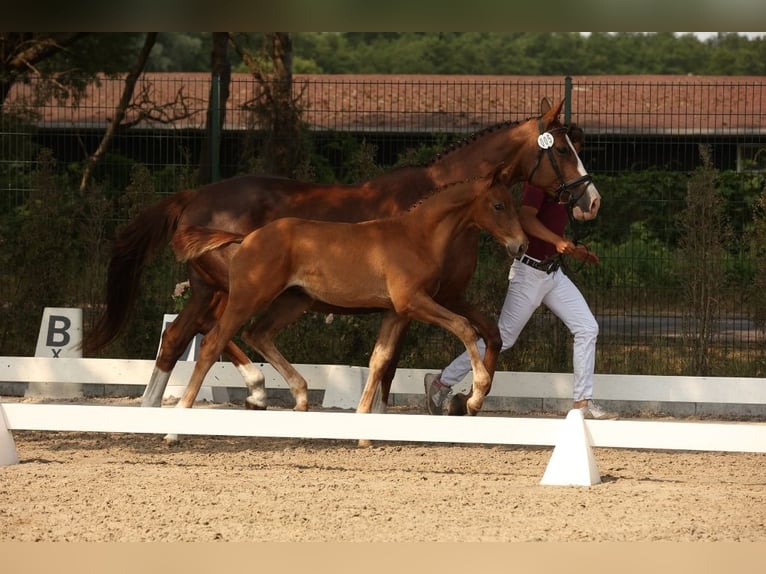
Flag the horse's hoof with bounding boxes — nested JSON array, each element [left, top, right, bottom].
[[466, 398, 482, 416], [446, 393, 469, 416], [245, 398, 267, 410]]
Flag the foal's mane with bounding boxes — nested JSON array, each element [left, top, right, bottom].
[[404, 176, 481, 213]]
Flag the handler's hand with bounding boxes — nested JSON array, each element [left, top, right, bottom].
[[570, 244, 600, 265]]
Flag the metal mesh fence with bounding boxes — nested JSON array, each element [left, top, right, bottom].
[[1, 74, 765, 377]]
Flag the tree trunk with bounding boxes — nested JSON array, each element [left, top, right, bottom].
[[79, 33, 157, 192], [269, 33, 295, 176]]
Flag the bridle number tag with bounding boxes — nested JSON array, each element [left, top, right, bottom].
[[537, 132, 554, 149]]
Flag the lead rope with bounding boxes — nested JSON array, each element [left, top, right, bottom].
[[538, 220, 595, 275]]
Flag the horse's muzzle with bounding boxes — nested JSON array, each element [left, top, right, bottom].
[[506, 239, 528, 259], [572, 186, 601, 221]]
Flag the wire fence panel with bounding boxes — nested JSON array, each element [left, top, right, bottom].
[[1, 74, 765, 377]]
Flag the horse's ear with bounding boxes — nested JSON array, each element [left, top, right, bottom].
[[540, 97, 553, 114], [541, 98, 566, 124]]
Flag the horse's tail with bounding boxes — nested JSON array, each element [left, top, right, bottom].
[[81, 189, 198, 355], [172, 226, 246, 262]]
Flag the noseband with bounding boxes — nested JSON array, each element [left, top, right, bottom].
[[527, 119, 593, 219]]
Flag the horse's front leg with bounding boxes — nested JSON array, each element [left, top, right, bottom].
[[356, 312, 410, 447], [442, 299, 501, 416], [405, 294, 491, 416]]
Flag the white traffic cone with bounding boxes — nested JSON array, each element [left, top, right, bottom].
[[0, 406, 19, 467], [540, 408, 601, 486]]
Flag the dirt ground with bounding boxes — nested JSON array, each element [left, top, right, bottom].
[[1, 396, 765, 543]]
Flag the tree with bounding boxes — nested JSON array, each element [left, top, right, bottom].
[[232, 32, 309, 178], [0, 33, 156, 110], [676, 145, 731, 376], [79, 33, 158, 191], [0, 33, 90, 107]]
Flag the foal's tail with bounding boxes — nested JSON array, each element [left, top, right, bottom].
[[172, 226, 246, 262], [81, 189, 197, 355]]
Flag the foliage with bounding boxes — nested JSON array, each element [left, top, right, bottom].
[[675, 146, 732, 376], [0, 149, 79, 354], [143, 32, 766, 76], [746, 185, 766, 333], [342, 139, 384, 183], [0, 33, 149, 110], [578, 221, 679, 303]]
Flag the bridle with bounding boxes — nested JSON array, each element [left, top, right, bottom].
[[526, 119, 593, 221], [527, 119, 596, 272]]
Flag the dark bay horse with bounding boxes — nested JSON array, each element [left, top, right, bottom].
[[171, 169, 527, 420], [82, 97, 600, 412]]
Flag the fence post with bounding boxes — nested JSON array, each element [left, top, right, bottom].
[[564, 76, 572, 123]]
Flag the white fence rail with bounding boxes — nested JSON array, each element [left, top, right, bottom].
[[3, 356, 766, 404], [2, 403, 765, 453], [2, 356, 766, 475]]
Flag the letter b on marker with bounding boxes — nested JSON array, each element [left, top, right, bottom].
[[46, 315, 71, 347], [35, 307, 83, 358]]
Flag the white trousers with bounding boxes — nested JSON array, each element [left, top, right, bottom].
[[440, 258, 599, 402]]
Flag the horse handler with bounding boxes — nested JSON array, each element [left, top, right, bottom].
[[424, 124, 617, 420]]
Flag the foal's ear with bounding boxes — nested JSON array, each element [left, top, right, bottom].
[[489, 161, 510, 187]]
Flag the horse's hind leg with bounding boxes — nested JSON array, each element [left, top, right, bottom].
[[205, 291, 268, 410], [240, 291, 314, 411], [378, 321, 410, 407], [356, 312, 410, 447], [142, 283, 214, 407], [175, 288, 263, 414], [176, 321, 239, 412], [222, 340, 267, 409]]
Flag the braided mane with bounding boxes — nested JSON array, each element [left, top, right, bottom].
[[375, 117, 532, 179], [427, 118, 526, 165]]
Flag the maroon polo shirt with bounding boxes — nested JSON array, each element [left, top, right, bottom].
[[520, 182, 569, 261]]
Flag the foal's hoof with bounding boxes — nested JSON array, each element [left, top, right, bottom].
[[446, 393, 469, 416], [163, 433, 181, 445], [245, 398, 267, 410]]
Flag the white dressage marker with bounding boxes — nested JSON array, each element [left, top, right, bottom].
[[27, 308, 84, 399], [541, 409, 602, 486]]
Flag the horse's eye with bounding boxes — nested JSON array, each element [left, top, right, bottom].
[[556, 146, 570, 155], [494, 202, 505, 211]]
